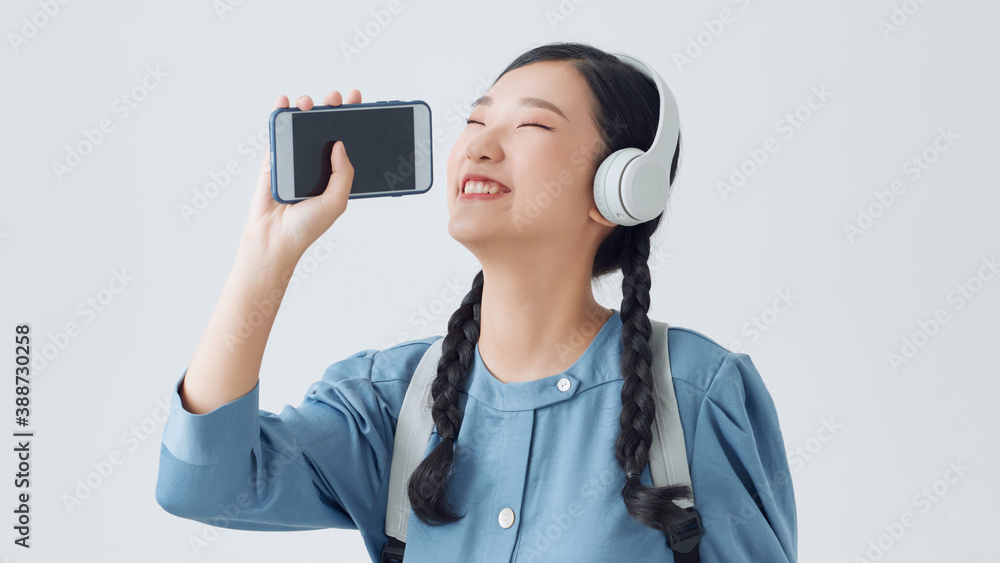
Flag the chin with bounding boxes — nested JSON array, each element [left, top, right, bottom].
[[447, 216, 484, 245], [447, 216, 512, 251]]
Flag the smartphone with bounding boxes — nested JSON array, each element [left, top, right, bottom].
[[269, 100, 433, 203]]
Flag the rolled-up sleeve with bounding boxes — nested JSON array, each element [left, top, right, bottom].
[[690, 352, 798, 562], [154, 346, 415, 535]]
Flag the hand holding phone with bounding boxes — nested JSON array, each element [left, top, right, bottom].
[[240, 90, 358, 266]]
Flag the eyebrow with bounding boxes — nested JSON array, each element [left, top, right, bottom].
[[471, 95, 569, 121]]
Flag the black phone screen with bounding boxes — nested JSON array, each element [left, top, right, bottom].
[[291, 106, 416, 198]]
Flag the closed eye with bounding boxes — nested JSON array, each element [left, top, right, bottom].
[[465, 118, 553, 131]]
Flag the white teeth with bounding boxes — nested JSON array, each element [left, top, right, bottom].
[[463, 180, 507, 194]]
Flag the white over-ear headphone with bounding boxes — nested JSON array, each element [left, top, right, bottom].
[[593, 52, 681, 227]]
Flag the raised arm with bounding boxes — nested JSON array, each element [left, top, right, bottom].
[[180, 90, 359, 414]]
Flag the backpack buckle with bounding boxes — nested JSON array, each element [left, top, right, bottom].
[[381, 537, 405, 563], [666, 506, 703, 554]]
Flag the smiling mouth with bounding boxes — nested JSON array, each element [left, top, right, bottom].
[[461, 179, 512, 195]]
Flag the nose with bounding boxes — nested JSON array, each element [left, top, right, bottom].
[[465, 125, 504, 162]]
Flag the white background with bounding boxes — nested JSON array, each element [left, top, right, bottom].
[[1, 0, 997, 561]]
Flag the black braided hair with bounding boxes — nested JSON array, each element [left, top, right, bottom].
[[615, 218, 694, 531], [405, 269, 482, 524], [408, 41, 690, 540]]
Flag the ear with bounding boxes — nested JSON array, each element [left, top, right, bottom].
[[588, 206, 618, 228]]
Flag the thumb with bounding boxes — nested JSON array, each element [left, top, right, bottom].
[[316, 140, 354, 211]]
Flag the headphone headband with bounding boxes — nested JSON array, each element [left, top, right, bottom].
[[592, 52, 681, 226], [610, 52, 681, 177]]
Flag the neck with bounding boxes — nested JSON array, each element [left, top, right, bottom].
[[475, 258, 613, 384]]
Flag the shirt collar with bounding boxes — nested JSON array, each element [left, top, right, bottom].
[[463, 309, 623, 411]]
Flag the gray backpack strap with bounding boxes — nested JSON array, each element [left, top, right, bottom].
[[649, 319, 703, 557], [647, 319, 693, 504], [384, 338, 444, 543]]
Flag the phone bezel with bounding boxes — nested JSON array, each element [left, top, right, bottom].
[[269, 100, 433, 203]]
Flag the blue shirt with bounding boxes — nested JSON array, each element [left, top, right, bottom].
[[155, 309, 797, 562]]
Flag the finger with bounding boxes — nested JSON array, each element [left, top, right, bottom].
[[260, 149, 270, 175], [273, 95, 289, 110], [324, 90, 343, 106], [255, 151, 271, 200], [247, 150, 276, 219], [344, 89, 362, 104], [296, 95, 314, 110], [317, 141, 353, 214], [287, 140, 353, 241]]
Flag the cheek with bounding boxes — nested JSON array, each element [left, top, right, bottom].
[[510, 190, 590, 237], [520, 147, 596, 201], [512, 173, 595, 229]]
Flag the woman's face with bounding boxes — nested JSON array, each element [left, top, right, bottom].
[[446, 60, 615, 256]]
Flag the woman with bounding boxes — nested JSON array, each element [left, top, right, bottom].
[[156, 42, 797, 562]]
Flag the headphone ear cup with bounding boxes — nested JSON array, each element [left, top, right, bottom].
[[621, 158, 670, 223], [593, 148, 645, 226]]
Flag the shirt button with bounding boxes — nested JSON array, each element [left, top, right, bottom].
[[498, 507, 515, 529], [557, 377, 571, 392]]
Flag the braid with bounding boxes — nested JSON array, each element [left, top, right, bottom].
[[407, 269, 484, 525], [616, 221, 694, 536]]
